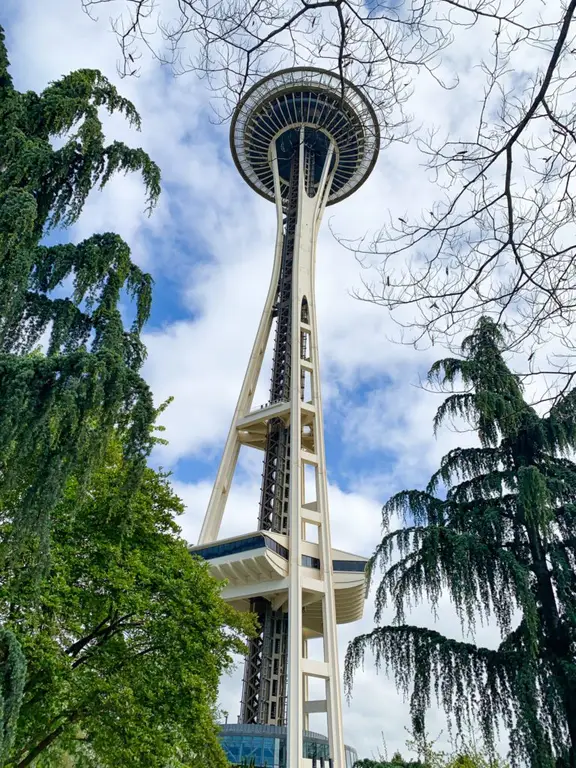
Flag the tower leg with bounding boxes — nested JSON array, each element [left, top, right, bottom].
[[197, 129, 348, 767], [197, 148, 286, 546], [285, 130, 345, 767]]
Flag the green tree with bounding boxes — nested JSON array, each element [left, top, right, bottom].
[[0, 24, 161, 760], [0, 429, 253, 767], [354, 730, 508, 768], [346, 318, 576, 768], [0, 23, 161, 563]]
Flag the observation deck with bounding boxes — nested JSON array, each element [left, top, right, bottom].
[[230, 67, 380, 206]]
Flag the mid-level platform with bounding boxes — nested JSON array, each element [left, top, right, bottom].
[[189, 531, 368, 636]]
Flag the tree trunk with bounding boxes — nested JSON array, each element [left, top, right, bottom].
[[526, 522, 576, 765], [16, 712, 80, 767]]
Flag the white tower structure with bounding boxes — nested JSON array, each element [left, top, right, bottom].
[[190, 68, 380, 768]]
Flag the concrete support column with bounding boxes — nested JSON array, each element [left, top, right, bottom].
[[198, 147, 285, 545], [285, 129, 345, 768]]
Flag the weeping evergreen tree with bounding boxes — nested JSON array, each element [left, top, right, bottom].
[[0, 27, 160, 756], [0, 24, 160, 561], [345, 317, 576, 768]]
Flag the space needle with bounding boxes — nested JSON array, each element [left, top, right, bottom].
[[190, 68, 380, 767]]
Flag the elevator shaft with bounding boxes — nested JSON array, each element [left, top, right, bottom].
[[239, 145, 315, 727]]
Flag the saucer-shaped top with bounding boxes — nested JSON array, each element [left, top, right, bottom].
[[230, 67, 380, 206]]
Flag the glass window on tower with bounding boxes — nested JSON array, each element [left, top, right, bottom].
[[243, 736, 260, 762], [346, 746, 359, 768], [303, 739, 330, 759], [220, 735, 241, 763], [262, 737, 275, 765]]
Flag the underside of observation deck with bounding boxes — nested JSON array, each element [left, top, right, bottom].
[[230, 68, 380, 206]]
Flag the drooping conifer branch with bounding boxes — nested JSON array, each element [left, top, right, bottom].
[[345, 625, 519, 749], [0, 25, 161, 561], [346, 317, 576, 768]]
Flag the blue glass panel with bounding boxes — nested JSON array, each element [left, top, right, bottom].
[[192, 534, 266, 561], [279, 739, 287, 768], [243, 736, 261, 759], [332, 560, 366, 572], [263, 536, 289, 559], [221, 738, 241, 762], [194, 538, 365, 572], [262, 737, 275, 750]]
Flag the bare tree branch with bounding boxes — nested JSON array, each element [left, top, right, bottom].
[[345, 0, 576, 398], [82, 0, 576, 399]]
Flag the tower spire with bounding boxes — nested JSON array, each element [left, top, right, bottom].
[[191, 68, 379, 768]]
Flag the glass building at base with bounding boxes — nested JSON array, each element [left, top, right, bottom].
[[219, 723, 358, 767]]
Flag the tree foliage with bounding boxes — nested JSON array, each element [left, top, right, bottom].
[[0, 430, 253, 767], [355, 756, 423, 768], [354, 730, 508, 768], [0, 23, 161, 561], [345, 317, 576, 768], [0, 631, 25, 766]]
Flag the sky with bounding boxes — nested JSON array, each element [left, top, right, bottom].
[[1, 0, 534, 760]]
